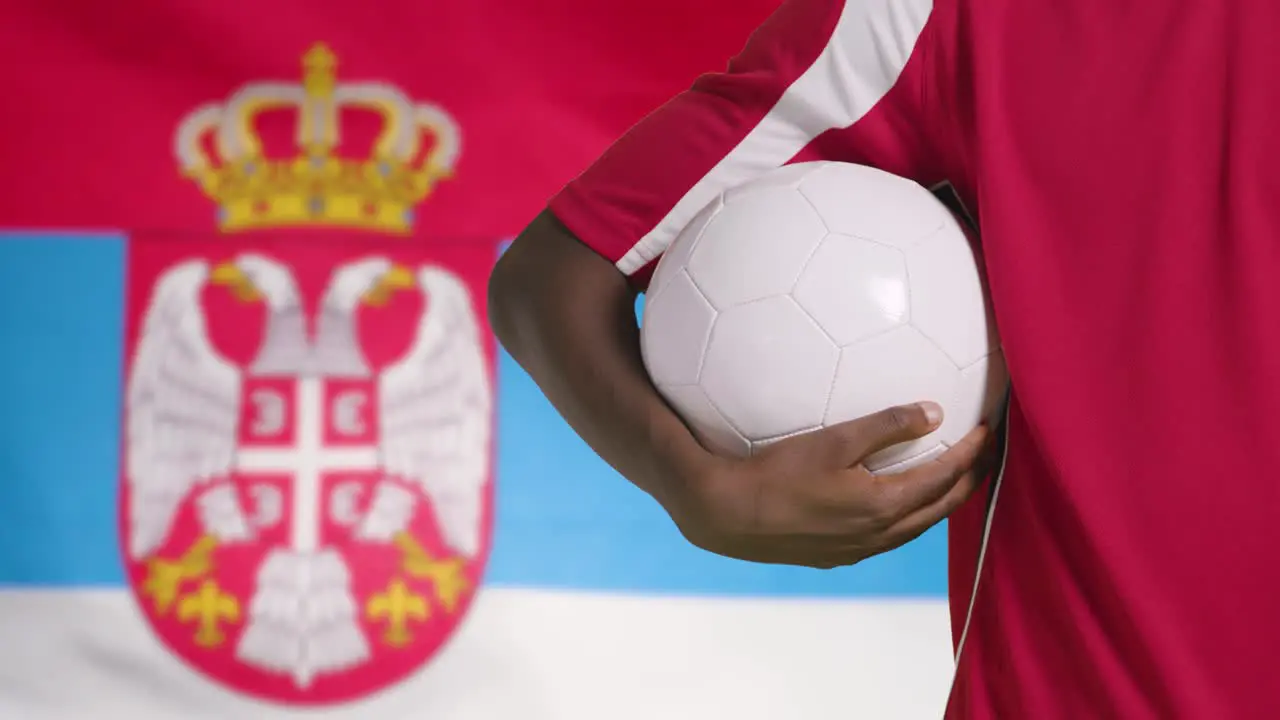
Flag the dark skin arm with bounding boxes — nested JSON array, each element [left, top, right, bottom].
[[489, 210, 990, 569]]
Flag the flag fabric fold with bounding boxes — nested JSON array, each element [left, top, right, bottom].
[[0, 2, 952, 718]]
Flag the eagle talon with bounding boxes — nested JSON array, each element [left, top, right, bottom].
[[393, 532, 469, 613], [141, 536, 218, 615]]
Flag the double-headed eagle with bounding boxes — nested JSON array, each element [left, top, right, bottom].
[[125, 254, 491, 562]]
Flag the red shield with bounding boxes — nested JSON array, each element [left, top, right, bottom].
[[119, 232, 496, 706]]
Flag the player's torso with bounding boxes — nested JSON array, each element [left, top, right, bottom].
[[859, 1, 1280, 717]]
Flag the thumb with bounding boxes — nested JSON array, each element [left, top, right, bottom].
[[816, 402, 944, 468]]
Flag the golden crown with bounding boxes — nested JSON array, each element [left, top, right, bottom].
[[175, 43, 460, 235]]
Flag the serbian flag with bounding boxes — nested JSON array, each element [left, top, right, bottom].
[[0, 1, 953, 719]]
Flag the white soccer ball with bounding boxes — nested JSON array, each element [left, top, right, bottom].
[[640, 162, 1008, 474]]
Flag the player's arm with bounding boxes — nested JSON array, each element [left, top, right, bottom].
[[490, 0, 988, 568], [491, 212, 708, 515]]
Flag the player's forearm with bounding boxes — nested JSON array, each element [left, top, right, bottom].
[[489, 211, 712, 509]]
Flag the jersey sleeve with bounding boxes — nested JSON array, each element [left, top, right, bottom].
[[547, 0, 946, 288]]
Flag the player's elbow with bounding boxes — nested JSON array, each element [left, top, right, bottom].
[[487, 210, 583, 357], [489, 209, 634, 363], [487, 230, 532, 356]]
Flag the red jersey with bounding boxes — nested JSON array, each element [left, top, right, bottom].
[[548, 0, 1280, 716]]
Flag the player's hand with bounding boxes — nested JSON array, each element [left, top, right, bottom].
[[666, 403, 993, 569]]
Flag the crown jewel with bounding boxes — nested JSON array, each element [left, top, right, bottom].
[[175, 43, 460, 234]]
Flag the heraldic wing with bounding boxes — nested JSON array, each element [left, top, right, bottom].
[[124, 258, 288, 559], [368, 265, 492, 559]]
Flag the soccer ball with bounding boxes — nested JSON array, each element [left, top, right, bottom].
[[640, 162, 1008, 474]]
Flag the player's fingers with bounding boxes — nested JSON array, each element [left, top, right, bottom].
[[816, 402, 945, 468], [879, 467, 984, 549], [869, 424, 990, 521]]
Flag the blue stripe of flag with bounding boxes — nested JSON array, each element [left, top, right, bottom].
[[0, 233, 946, 597]]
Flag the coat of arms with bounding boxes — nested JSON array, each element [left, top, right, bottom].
[[119, 43, 492, 706]]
